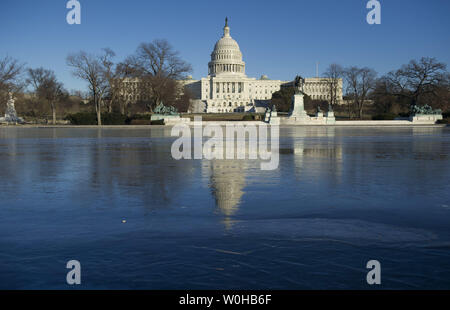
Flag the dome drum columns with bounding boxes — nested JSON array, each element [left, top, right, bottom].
[[208, 18, 246, 77]]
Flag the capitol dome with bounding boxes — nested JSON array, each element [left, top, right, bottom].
[[208, 18, 246, 77]]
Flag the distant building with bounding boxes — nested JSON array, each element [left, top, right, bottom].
[[117, 77, 151, 103], [281, 78, 343, 104]]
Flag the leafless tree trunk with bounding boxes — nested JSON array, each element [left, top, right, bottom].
[[344, 67, 359, 119], [99, 48, 119, 114], [27, 67, 65, 124], [51, 101, 56, 124], [347, 98, 354, 119], [0, 56, 24, 102], [324, 64, 343, 109], [67, 51, 108, 126], [358, 68, 377, 118], [344, 66, 377, 119]]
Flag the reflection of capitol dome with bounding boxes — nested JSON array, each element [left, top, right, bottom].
[[210, 160, 246, 216], [208, 18, 246, 77]]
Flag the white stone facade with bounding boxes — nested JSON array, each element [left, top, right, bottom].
[[290, 78, 343, 103], [120, 19, 344, 113], [117, 78, 151, 103], [181, 19, 284, 113], [182, 19, 344, 113]]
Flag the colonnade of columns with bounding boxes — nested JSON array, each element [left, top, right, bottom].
[[209, 63, 245, 75]]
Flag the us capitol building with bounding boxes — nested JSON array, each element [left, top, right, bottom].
[[121, 18, 343, 113], [182, 18, 343, 113]]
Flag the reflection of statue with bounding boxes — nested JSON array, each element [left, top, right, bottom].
[[294, 75, 305, 95]]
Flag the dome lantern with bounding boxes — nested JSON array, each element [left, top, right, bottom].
[[208, 18, 246, 77], [224, 17, 230, 37]]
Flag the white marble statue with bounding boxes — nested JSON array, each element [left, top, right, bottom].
[[0, 92, 24, 124]]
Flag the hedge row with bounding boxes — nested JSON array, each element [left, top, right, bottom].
[[372, 113, 398, 120], [65, 112, 152, 125]]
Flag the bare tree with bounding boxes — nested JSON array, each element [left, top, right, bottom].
[[344, 66, 377, 119], [27, 67, 65, 124], [115, 57, 140, 114], [67, 51, 108, 125], [343, 67, 359, 119], [323, 63, 343, 109], [99, 48, 121, 113], [126, 39, 192, 111], [25, 67, 51, 95], [372, 76, 401, 114], [0, 56, 25, 103], [385, 57, 447, 107]]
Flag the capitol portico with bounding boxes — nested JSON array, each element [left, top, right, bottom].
[[183, 18, 343, 113]]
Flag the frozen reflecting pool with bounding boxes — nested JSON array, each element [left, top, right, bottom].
[[0, 126, 449, 289]]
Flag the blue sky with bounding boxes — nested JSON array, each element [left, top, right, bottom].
[[1, 0, 449, 92]]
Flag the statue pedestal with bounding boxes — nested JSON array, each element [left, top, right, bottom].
[[288, 94, 309, 121], [151, 114, 180, 121], [264, 109, 280, 125], [326, 111, 336, 124], [409, 114, 443, 124], [151, 114, 191, 125], [269, 112, 280, 125], [280, 94, 338, 126]]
